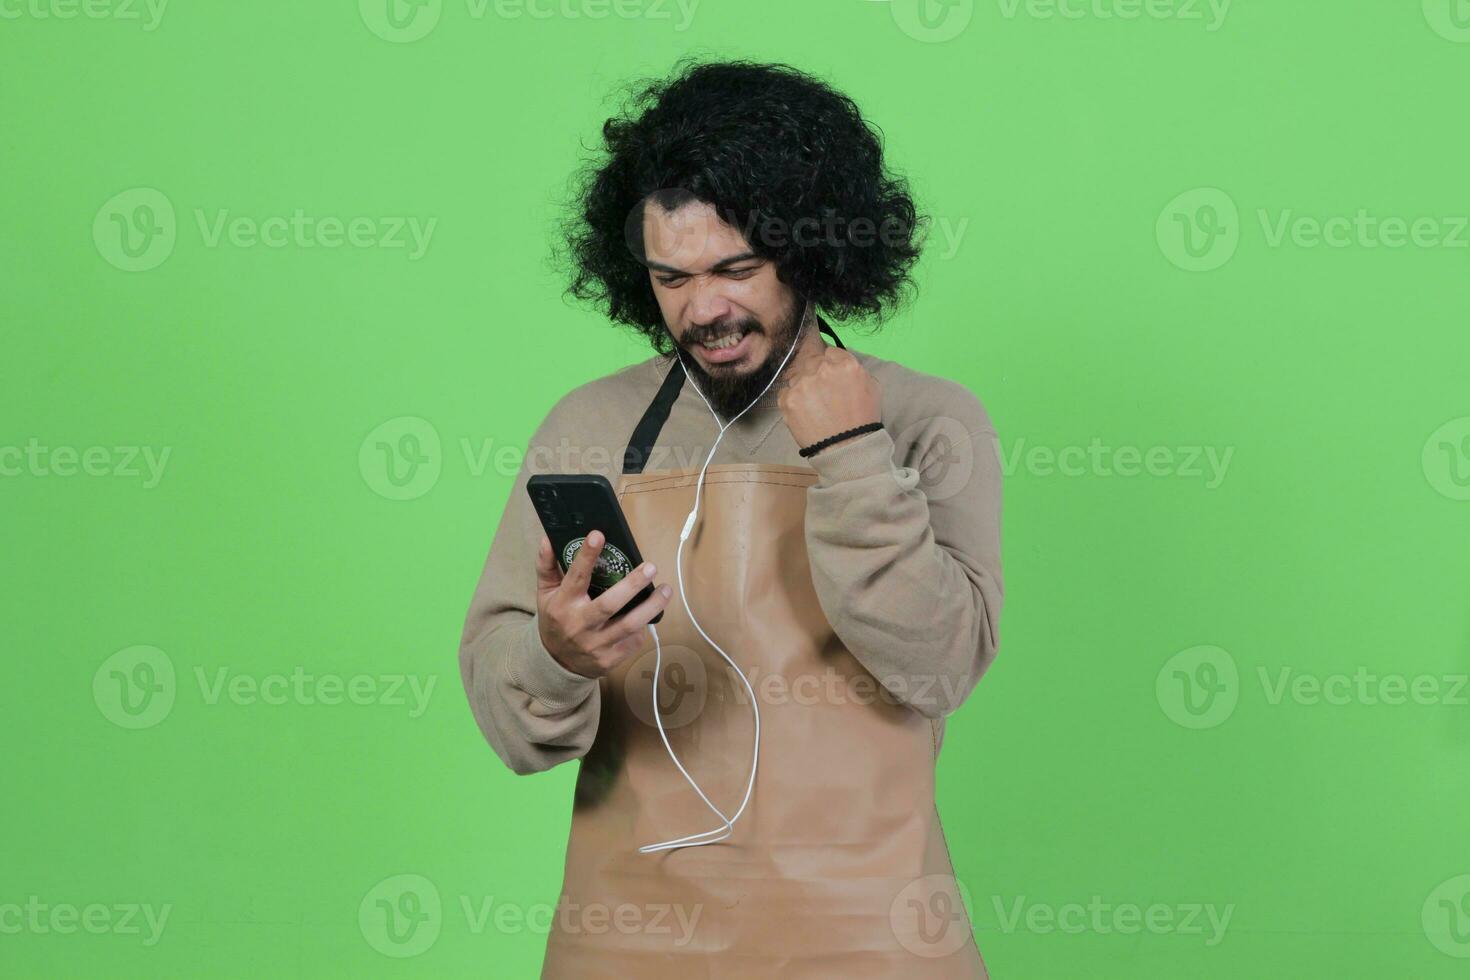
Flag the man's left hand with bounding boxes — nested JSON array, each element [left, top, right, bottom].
[[776, 345, 883, 450]]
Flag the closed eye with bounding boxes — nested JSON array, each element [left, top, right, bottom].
[[656, 266, 759, 286]]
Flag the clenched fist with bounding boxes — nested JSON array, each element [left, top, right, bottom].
[[776, 344, 882, 450]]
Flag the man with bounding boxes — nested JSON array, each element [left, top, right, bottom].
[[458, 58, 1003, 978]]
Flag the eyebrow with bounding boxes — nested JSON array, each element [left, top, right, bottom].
[[645, 251, 761, 276]]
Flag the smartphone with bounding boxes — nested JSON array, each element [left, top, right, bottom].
[[526, 474, 662, 624]]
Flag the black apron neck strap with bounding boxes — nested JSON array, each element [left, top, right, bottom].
[[622, 355, 687, 475], [622, 319, 845, 475]]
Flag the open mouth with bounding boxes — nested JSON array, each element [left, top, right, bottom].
[[696, 328, 755, 364]]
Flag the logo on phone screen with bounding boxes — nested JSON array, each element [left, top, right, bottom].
[[561, 537, 633, 591]]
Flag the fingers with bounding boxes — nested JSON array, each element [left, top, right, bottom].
[[600, 626, 656, 668], [589, 558, 659, 621], [559, 529, 604, 598], [550, 578, 675, 677], [534, 533, 562, 591], [781, 343, 822, 386], [593, 583, 674, 654], [781, 343, 854, 398]]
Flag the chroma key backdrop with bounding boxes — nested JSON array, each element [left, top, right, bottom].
[[3, 1, 1469, 977]]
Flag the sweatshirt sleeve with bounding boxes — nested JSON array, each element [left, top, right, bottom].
[[457, 406, 602, 775], [802, 396, 1004, 720]]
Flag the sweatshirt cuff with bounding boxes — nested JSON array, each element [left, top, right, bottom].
[[506, 613, 598, 708], [806, 426, 899, 487]]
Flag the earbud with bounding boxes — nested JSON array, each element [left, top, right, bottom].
[[638, 301, 812, 855]]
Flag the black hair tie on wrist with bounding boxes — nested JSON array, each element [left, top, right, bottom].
[[798, 422, 884, 458]]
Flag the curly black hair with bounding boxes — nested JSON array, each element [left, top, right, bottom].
[[555, 57, 928, 355]]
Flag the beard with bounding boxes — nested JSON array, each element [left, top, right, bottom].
[[673, 297, 807, 420]]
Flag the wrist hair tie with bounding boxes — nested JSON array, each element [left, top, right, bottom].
[[798, 422, 884, 458]]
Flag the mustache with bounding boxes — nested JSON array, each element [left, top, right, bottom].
[[686, 321, 762, 345]]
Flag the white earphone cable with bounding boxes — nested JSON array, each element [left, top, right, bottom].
[[637, 303, 811, 854]]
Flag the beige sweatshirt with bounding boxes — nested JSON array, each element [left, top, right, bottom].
[[457, 343, 1004, 774]]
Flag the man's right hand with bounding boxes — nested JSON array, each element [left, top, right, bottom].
[[535, 530, 672, 679]]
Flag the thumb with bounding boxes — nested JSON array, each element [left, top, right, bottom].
[[781, 328, 827, 385], [534, 534, 562, 593]]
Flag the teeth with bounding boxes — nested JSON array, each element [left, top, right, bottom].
[[702, 331, 743, 350]]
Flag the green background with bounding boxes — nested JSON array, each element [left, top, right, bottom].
[[4, 0, 1469, 976]]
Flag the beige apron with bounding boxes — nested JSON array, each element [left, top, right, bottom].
[[542, 327, 987, 978]]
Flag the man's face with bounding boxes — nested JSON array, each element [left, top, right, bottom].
[[640, 199, 805, 419]]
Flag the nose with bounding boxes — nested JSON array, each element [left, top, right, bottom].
[[684, 277, 736, 332]]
